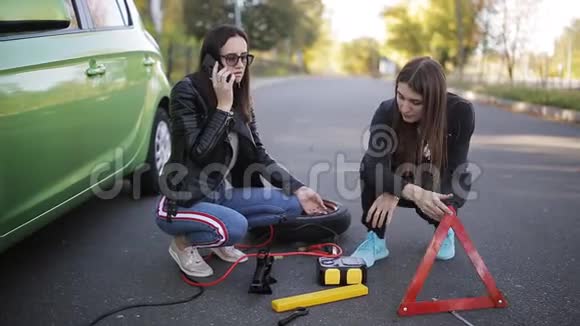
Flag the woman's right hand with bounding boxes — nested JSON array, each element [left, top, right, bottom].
[[212, 62, 234, 112], [404, 184, 454, 221]]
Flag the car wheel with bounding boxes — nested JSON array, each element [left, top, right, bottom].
[[140, 108, 171, 195], [251, 200, 351, 243]]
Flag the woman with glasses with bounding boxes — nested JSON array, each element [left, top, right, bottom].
[[155, 25, 329, 278]]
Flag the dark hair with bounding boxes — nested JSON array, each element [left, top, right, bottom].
[[393, 56, 448, 178], [197, 25, 252, 122]]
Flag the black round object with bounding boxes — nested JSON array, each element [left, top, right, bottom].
[[253, 200, 351, 243], [140, 108, 171, 195]]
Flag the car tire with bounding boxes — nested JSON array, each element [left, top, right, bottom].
[[251, 200, 351, 243], [140, 108, 171, 195]]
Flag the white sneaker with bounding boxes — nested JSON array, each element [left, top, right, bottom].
[[210, 246, 248, 263], [168, 240, 213, 277]]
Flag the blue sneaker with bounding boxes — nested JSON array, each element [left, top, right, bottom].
[[351, 231, 389, 267], [436, 229, 455, 260]]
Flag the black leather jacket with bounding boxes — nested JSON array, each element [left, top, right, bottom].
[[160, 74, 304, 208], [359, 92, 475, 213]]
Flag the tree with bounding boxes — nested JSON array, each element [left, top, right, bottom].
[[135, 0, 197, 80], [183, 0, 234, 39], [303, 18, 336, 74], [244, 0, 323, 56], [181, 0, 323, 53], [135, 0, 324, 77], [242, 1, 294, 51], [382, 5, 428, 61], [492, 0, 538, 83], [341, 38, 381, 76], [134, 0, 156, 34], [381, 0, 485, 71], [423, 0, 484, 70], [552, 19, 580, 80], [289, 0, 324, 50], [455, 0, 465, 77], [454, 0, 489, 77], [529, 53, 551, 86], [475, 0, 497, 81]]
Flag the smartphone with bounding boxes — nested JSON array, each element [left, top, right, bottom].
[[202, 54, 232, 82], [202, 54, 219, 74]]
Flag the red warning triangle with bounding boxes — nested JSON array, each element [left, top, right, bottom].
[[398, 208, 508, 316]]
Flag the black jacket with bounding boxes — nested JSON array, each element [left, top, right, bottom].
[[359, 92, 475, 213], [160, 73, 304, 208]]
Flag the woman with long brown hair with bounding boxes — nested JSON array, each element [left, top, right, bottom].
[[155, 25, 331, 278], [352, 56, 475, 267]]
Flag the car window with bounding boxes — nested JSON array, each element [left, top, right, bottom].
[[116, 0, 131, 26], [65, 0, 79, 29], [0, 0, 79, 36], [86, 0, 125, 28]]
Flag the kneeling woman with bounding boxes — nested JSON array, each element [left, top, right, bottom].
[[156, 25, 331, 277], [353, 56, 475, 267]]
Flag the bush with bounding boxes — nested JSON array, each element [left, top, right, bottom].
[[450, 81, 580, 111]]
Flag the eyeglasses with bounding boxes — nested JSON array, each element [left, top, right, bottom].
[[220, 53, 255, 67]]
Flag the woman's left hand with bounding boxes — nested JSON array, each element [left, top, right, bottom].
[[295, 186, 328, 215], [366, 193, 400, 228]]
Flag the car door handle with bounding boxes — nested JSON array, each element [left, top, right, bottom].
[[86, 64, 106, 76], [143, 56, 155, 66]]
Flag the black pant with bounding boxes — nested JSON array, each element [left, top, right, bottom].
[[360, 184, 456, 239]]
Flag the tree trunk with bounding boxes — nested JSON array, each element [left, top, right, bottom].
[[478, 53, 486, 83], [185, 45, 193, 75], [504, 49, 514, 84], [455, 0, 465, 80], [150, 0, 163, 34]]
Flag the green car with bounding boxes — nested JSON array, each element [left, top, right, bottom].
[[0, 0, 172, 252]]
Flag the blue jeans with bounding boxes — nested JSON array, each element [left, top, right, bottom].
[[155, 185, 303, 247]]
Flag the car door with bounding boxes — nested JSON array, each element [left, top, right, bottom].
[[0, 0, 142, 243], [75, 0, 146, 188], [82, 0, 161, 183], [0, 0, 101, 239]]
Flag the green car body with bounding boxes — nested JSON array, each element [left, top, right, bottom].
[[0, 0, 171, 252]]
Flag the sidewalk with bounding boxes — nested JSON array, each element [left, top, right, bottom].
[[450, 88, 580, 124]]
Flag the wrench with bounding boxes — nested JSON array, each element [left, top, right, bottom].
[[278, 307, 309, 326]]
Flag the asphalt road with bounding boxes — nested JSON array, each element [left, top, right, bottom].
[[1, 77, 579, 326]]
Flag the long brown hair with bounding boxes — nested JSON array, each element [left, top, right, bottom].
[[394, 56, 448, 177], [197, 25, 252, 122]]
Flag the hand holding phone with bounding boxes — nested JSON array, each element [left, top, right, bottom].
[[202, 54, 233, 83], [206, 55, 234, 112]]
